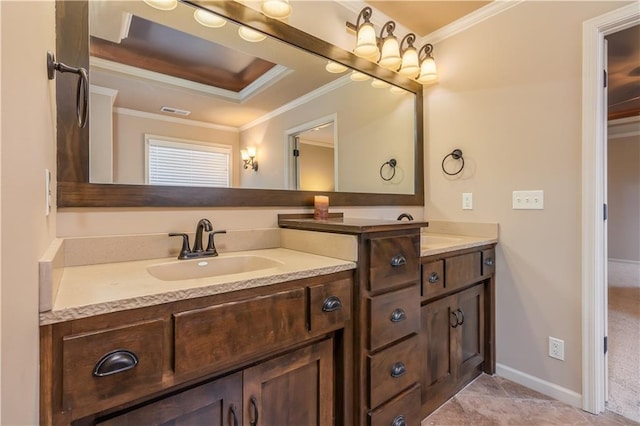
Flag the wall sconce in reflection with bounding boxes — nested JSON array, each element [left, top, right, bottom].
[[241, 147, 258, 171]]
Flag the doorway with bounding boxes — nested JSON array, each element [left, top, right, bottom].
[[581, 3, 639, 417]]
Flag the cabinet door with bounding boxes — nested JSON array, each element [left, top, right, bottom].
[[97, 372, 242, 426], [243, 339, 333, 426], [454, 284, 485, 379]]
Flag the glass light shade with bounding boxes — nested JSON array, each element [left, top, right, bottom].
[[246, 146, 257, 157], [325, 61, 348, 73], [354, 22, 379, 58], [390, 85, 407, 95], [398, 46, 419, 77], [261, 0, 292, 19], [193, 9, 226, 28], [143, 0, 177, 10], [378, 36, 401, 70], [238, 26, 266, 42], [417, 57, 438, 84], [241, 149, 249, 161], [371, 79, 390, 89], [350, 71, 371, 82]]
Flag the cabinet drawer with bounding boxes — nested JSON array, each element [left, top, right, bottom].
[[369, 236, 420, 292], [368, 384, 421, 426], [308, 277, 352, 333], [368, 335, 420, 408], [445, 252, 482, 292], [62, 319, 164, 414], [368, 285, 420, 351], [482, 248, 496, 276], [421, 260, 445, 300], [174, 288, 306, 376]]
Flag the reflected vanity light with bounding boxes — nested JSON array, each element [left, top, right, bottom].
[[143, 0, 177, 10], [325, 61, 348, 73], [350, 71, 370, 82], [347, 8, 437, 84], [193, 9, 226, 28], [241, 147, 258, 171], [238, 26, 266, 42], [371, 79, 390, 89], [261, 0, 292, 19], [390, 85, 407, 94]]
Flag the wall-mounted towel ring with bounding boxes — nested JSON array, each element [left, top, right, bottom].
[[380, 158, 397, 181], [441, 149, 464, 176], [47, 51, 88, 128]]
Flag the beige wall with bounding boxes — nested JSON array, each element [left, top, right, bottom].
[[608, 134, 640, 261], [299, 141, 334, 191], [424, 1, 629, 395], [1, 1, 57, 424]]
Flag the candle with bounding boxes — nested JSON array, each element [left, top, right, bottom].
[[314, 195, 329, 220]]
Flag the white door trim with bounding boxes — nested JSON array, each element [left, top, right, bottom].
[[581, 3, 640, 414]]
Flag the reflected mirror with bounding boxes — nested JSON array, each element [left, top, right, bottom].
[[88, 0, 415, 194]]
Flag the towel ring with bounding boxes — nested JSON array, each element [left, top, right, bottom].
[[47, 51, 88, 128], [380, 158, 397, 181], [441, 149, 464, 176]]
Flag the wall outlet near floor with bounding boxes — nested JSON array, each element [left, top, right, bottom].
[[512, 190, 544, 210], [462, 192, 473, 210], [549, 337, 564, 360]]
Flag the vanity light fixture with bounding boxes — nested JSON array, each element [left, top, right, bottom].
[[241, 147, 258, 171], [238, 26, 266, 42], [371, 79, 390, 89], [347, 8, 438, 84], [325, 61, 348, 74], [350, 71, 371, 82], [142, 0, 177, 11], [261, 0, 292, 19], [193, 8, 226, 28]]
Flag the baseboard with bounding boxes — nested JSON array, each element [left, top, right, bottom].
[[495, 363, 582, 408], [608, 259, 640, 288]]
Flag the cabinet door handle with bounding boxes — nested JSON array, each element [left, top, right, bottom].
[[92, 350, 138, 377], [457, 308, 465, 325], [390, 255, 407, 267], [450, 311, 459, 328], [249, 396, 259, 426], [485, 258, 494, 266], [230, 404, 239, 426], [428, 272, 440, 283], [322, 296, 343, 312], [390, 308, 407, 323], [390, 362, 407, 378], [391, 414, 407, 426]]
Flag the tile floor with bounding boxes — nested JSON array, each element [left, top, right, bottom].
[[422, 374, 639, 425]]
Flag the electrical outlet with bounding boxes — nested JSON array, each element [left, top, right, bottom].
[[462, 192, 473, 210], [549, 337, 564, 361]]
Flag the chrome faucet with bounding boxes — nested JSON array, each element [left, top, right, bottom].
[[169, 218, 226, 260]]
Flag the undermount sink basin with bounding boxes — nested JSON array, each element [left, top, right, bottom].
[[147, 255, 284, 281]]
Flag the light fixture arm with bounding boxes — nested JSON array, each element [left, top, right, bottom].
[[418, 43, 434, 60], [379, 21, 396, 40], [356, 6, 373, 29], [400, 33, 416, 52]]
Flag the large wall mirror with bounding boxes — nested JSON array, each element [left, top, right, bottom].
[[56, 0, 424, 207]]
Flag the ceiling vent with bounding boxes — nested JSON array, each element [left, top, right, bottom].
[[160, 106, 191, 116]]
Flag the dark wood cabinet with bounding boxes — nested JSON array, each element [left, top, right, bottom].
[[41, 271, 353, 426], [419, 245, 496, 418]]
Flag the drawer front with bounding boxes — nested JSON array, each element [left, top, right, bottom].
[[482, 248, 496, 276], [445, 252, 482, 292], [369, 285, 420, 351], [369, 236, 420, 292], [174, 288, 306, 376], [308, 277, 352, 333], [62, 319, 164, 414], [421, 260, 445, 300], [369, 384, 421, 426], [368, 335, 420, 408]]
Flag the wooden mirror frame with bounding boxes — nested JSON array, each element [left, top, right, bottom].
[[55, 0, 424, 208]]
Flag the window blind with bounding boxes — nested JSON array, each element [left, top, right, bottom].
[[147, 138, 230, 187]]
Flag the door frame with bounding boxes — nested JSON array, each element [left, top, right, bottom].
[[581, 3, 639, 414]]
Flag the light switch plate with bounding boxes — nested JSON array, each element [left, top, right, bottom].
[[512, 190, 544, 210], [462, 193, 473, 210]]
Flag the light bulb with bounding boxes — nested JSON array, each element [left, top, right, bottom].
[[350, 71, 370, 82], [143, 0, 177, 10], [325, 61, 348, 73], [193, 9, 226, 28], [261, 0, 292, 19], [238, 26, 266, 42], [371, 79, 390, 89]]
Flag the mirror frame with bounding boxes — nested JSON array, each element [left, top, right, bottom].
[[55, 0, 424, 207]]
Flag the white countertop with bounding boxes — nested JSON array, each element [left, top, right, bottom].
[[421, 233, 497, 257], [40, 248, 356, 325]]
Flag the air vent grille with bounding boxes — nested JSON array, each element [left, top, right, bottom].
[[160, 106, 191, 116]]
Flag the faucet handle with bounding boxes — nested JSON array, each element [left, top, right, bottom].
[[206, 230, 227, 255], [169, 233, 191, 260]]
